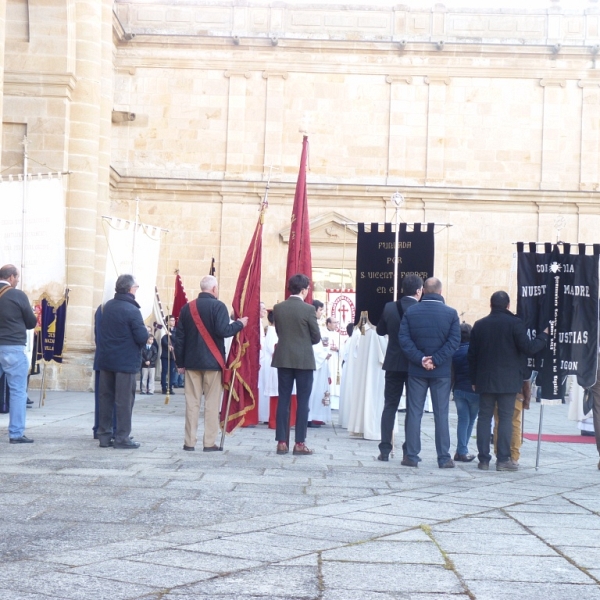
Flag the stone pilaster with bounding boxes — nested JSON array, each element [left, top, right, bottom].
[[539, 79, 566, 190], [0, 0, 6, 148], [93, 0, 113, 310], [65, 0, 103, 354], [262, 71, 287, 177], [386, 75, 414, 184], [578, 81, 600, 191], [425, 76, 451, 184], [224, 70, 250, 177]]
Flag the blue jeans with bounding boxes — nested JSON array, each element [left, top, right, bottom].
[[406, 376, 452, 466], [0, 345, 29, 439], [453, 388, 480, 455]]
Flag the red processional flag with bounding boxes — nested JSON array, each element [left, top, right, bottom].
[[219, 203, 266, 433], [172, 272, 188, 322], [285, 135, 313, 303]]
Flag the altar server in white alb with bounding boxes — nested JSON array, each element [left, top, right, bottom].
[[257, 301, 270, 423], [308, 300, 331, 427]]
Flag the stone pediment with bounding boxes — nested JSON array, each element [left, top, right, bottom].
[[279, 212, 357, 246]]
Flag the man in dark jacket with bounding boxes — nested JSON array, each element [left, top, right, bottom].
[[96, 274, 148, 449], [399, 277, 460, 468], [0, 264, 37, 444], [161, 316, 177, 394], [377, 274, 423, 461], [468, 290, 548, 471], [175, 275, 247, 452]]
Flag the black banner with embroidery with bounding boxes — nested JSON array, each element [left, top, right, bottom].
[[41, 294, 68, 363], [517, 243, 599, 400], [355, 223, 434, 325]]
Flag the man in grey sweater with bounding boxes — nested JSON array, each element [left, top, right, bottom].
[[0, 264, 37, 443]]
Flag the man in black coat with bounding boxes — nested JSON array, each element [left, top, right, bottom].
[[175, 275, 247, 452], [376, 274, 423, 461], [96, 274, 148, 449], [468, 290, 548, 471], [399, 277, 460, 468]]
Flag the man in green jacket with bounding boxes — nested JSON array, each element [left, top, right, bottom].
[[272, 273, 321, 456]]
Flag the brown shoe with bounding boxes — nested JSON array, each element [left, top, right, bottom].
[[276, 442, 289, 455], [293, 443, 313, 455]]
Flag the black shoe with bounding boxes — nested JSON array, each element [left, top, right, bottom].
[[162, 389, 167, 394], [454, 453, 476, 462], [439, 459, 455, 469], [26, 398, 33, 405], [114, 440, 140, 449], [377, 453, 389, 462], [99, 440, 114, 448], [401, 457, 418, 467], [10, 436, 34, 444], [478, 461, 490, 471], [307, 421, 321, 428], [183, 445, 195, 451], [203, 445, 222, 452]]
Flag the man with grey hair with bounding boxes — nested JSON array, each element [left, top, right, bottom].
[[95, 274, 148, 449], [399, 277, 460, 468], [175, 275, 248, 452], [0, 264, 37, 443]]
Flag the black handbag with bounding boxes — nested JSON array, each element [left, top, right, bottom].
[[0, 373, 9, 414]]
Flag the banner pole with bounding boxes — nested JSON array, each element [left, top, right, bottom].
[[38, 362, 47, 408], [535, 403, 544, 470], [219, 367, 238, 450]]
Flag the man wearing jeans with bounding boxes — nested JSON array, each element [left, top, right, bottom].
[[0, 264, 37, 444], [399, 277, 460, 468], [468, 291, 548, 471]]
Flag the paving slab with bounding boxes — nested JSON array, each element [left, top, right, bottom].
[[1, 391, 600, 598]]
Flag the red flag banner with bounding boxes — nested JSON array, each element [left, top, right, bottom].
[[219, 205, 265, 433], [172, 273, 188, 322], [285, 135, 313, 303]]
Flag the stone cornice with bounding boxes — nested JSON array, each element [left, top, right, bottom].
[[3, 72, 77, 99], [109, 172, 600, 211]]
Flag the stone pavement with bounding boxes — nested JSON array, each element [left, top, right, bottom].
[[1, 390, 600, 600]]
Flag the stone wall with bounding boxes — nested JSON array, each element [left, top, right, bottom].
[[2, 0, 600, 389]]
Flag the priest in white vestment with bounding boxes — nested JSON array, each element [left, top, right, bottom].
[[338, 324, 360, 429], [347, 323, 391, 440]]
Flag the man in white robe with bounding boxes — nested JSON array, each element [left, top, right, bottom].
[[257, 302, 270, 423], [338, 324, 359, 429], [347, 322, 390, 440], [323, 317, 341, 406], [308, 300, 331, 426]]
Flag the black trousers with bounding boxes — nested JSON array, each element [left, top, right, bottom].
[[276, 367, 313, 445], [98, 371, 136, 445], [477, 392, 516, 463], [379, 370, 408, 457]]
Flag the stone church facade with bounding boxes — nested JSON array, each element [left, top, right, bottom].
[[1, 0, 599, 389]]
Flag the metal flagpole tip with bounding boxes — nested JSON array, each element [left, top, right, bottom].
[[390, 192, 404, 208]]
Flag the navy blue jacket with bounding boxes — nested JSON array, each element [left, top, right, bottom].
[[175, 293, 243, 371], [377, 295, 418, 372], [398, 293, 460, 379], [95, 294, 148, 374], [452, 342, 473, 392]]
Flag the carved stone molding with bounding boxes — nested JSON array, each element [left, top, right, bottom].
[[385, 75, 413, 84], [424, 76, 451, 85], [262, 71, 289, 79], [224, 70, 251, 78], [577, 79, 600, 87], [279, 211, 358, 245], [540, 78, 566, 87], [4, 72, 77, 99]]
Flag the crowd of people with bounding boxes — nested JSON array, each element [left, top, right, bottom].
[[1, 262, 599, 472]]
